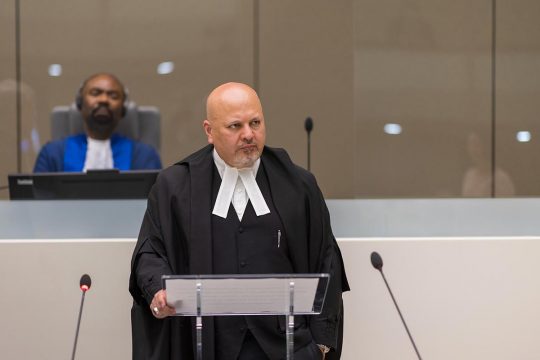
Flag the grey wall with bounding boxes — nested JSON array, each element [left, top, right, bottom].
[[2, 198, 540, 239]]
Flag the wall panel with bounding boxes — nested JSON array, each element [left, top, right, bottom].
[[354, 0, 493, 197], [0, 1, 17, 199], [496, 0, 540, 196], [259, 0, 355, 198]]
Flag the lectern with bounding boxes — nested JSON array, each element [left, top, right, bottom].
[[162, 273, 330, 360]]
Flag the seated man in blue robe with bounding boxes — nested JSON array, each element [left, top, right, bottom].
[[33, 73, 162, 172]]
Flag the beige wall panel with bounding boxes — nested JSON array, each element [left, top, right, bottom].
[[0, 240, 134, 360], [0, 1, 17, 199], [3, 237, 540, 359], [258, 0, 355, 198], [341, 237, 540, 359], [354, 0, 492, 197], [496, 1, 540, 196], [19, 0, 254, 170]]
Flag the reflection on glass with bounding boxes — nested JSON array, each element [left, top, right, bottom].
[[383, 123, 402, 135], [461, 132, 515, 197], [0, 79, 41, 169], [157, 61, 175, 75], [516, 131, 531, 143], [48, 64, 62, 77]]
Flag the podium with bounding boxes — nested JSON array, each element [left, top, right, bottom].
[[162, 273, 330, 360]]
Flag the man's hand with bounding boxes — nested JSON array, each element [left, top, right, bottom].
[[149, 289, 176, 319], [317, 344, 330, 360]]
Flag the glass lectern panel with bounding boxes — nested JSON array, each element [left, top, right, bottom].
[[162, 273, 329, 316]]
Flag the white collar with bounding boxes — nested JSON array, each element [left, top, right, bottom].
[[212, 149, 270, 219], [83, 136, 113, 171]]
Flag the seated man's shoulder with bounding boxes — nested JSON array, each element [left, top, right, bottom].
[[40, 137, 67, 153], [132, 138, 156, 152], [132, 139, 160, 158], [128, 138, 162, 169]]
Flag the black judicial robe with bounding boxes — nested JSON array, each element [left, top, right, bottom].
[[129, 145, 349, 360]]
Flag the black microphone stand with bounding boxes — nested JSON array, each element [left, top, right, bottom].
[[307, 132, 311, 171], [71, 290, 87, 360], [72, 274, 91, 360], [371, 252, 422, 360], [304, 117, 313, 171], [379, 268, 422, 360]]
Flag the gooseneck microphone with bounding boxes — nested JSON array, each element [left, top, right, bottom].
[[71, 274, 92, 360], [304, 117, 313, 171], [370, 252, 422, 360]]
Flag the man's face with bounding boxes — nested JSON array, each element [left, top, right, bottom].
[[204, 85, 266, 168], [80, 74, 125, 140]]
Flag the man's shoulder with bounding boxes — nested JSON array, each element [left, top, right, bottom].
[[130, 137, 159, 155], [41, 135, 77, 152], [262, 146, 292, 167], [263, 146, 315, 183], [176, 144, 213, 166], [41, 138, 64, 149], [159, 162, 189, 178], [35, 139, 64, 166], [158, 145, 213, 179]]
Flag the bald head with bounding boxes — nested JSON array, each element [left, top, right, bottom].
[[203, 82, 266, 168], [206, 82, 262, 121]]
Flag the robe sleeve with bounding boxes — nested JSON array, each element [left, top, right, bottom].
[[129, 180, 173, 306], [129, 167, 195, 360], [305, 172, 350, 353]]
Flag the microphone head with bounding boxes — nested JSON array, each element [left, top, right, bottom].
[[370, 251, 383, 270], [304, 117, 313, 133], [80, 274, 92, 292]]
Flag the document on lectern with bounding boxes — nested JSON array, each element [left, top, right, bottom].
[[162, 273, 329, 316]]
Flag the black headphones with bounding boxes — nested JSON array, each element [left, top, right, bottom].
[[75, 74, 129, 118]]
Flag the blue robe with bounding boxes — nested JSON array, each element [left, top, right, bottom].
[[33, 133, 162, 172]]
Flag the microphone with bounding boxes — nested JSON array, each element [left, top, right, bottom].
[[370, 252, 422, 360], [71, 274, 92, 360], [304, 117, 313, 171]]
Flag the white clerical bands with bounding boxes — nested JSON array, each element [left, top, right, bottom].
[[153, 307, 159, 315], [212, 166, 270, 219]]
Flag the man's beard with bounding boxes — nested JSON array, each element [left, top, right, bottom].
[[85, 105, 117, 139], [233, 147, 260, 168]]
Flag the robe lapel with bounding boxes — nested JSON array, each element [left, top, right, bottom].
[[64, 134, 87, 171], [187, 146, 214, 275], [261, 148, 309, 273], [110, 134, 132, 170]]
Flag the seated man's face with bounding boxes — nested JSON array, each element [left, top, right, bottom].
[[80, 74, 125, 140]]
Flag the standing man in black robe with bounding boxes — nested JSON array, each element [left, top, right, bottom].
[[129, 82, 349, 360]]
